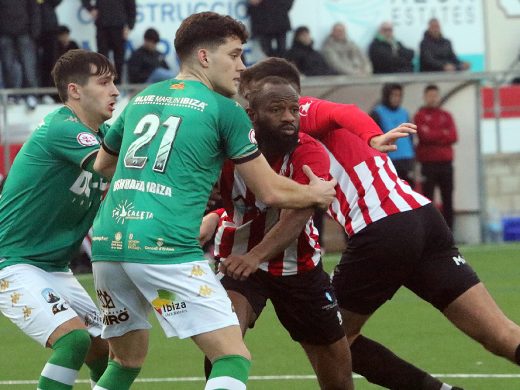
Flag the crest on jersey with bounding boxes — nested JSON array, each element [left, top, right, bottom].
[[77, 132, 99, 147], [299, 101, 312, 117]]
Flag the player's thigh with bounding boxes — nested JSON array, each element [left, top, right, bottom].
[[92, 261, 152, 340], [221, 272, 269, 334], [0, 264, 83, 347], [123, 260, 240, 340], [332, 210, 426, 315], [404, 208, 480, 311], [52, 269, 104, 338], [270, 264, 344, 346]]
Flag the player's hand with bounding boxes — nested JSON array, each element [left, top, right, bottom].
[[199, 212, 220, 246], [369, 123, 417, 153], [90, 9, 98, 20], [219, 254, 260, 281], [303, 165, 337, 210]]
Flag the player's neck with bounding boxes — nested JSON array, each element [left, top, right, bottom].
[[65, 103, 101, 133], [176, 69, 209, 88]]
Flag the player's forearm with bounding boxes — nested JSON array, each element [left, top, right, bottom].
[[248, 209, 313, 263]]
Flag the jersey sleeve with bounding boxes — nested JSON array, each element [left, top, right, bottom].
[[46, 119, 101, 170], [290, 137, 330, 185], [102, 111, 125, 155], [219, 100, 260, 164], [299, 96, 383, 144]]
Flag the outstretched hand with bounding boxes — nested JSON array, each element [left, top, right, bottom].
[[370, 123, 417, 153], [303, 165, 337, 210]]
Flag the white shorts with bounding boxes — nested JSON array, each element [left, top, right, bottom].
[[0, 264, 103, 346], [92, 260, 239, 339]]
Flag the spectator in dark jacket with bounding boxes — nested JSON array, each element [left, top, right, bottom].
[[414, 84, 458, 228], [37, 0, 62, 87], [82, 0, 136, 83], [0, 0, 41, 109], [56, 25, 79, 58], [285, 26, 337, 76], [127, 28, 176, 84], [419, 18, 470, 72], [248, 0, 293, 57], [368, 22, 414, 74]]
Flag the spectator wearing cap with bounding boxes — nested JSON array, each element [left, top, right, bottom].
[[127, 28, 176, 84]]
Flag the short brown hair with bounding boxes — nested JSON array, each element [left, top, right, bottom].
[[174, 12, 248, 62], [248, 76, 295, 109], [51, 49, 116, 103], [240, 57, 301, 97]]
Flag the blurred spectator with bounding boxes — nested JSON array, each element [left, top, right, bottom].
[[420, 18, 470, 72], [82, 0, 136, 83], [368, 22, 414, 74], [56, 25, 79, 58], [0, 0, 40, 109], [414, 84, 458, 229], [128, 28, 176, 84], [285, 26, 337, 76], [247, 0, 294, 57], [37, 0, 62, 88], [322, 22, 372, 76], [370, 83, 416, 187]]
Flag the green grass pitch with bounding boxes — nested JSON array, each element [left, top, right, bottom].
[[1, 243, 519, 389]]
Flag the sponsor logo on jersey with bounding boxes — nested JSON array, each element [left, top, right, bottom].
[[133, 94, 208, 112], [299, 101, 312, 117], [128, 233, 141, 251], [77, 132, 99, 147], [0, 279, 9, 292], [65, 115, 79, 123], [144, 237, 175, 252], [152, 289, 187, 317], [52, 302, 69, 315], [111, 232, 123, 250], [41, 288, 61, 303], [112, 179, 172, 197], [170, 82, 185, 90], [92, 235, 109, 242], [112, 200, 154, 224]]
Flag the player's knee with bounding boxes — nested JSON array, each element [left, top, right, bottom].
[[53, 329, 92, 368]]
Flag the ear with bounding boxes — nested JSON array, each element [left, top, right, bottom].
[[197, 49, 210, 68], [67, 83, 81, 100]]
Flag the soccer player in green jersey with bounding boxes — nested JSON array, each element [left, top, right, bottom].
[[0, 49, 119, 389], [90, 12, 336, 390]]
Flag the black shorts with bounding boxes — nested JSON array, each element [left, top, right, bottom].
[[221, 262, 345, 345], [332, 204, 480, 315]]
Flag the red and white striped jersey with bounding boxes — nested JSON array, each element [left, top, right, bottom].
[[319, 128, 431, 237], [214, 133, 328, 276]]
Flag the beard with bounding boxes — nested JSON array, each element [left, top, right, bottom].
[[256, 124, 299, 156]]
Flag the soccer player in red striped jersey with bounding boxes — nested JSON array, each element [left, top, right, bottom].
[[232, 57, 520, 390], [202, 76, 353, 389]]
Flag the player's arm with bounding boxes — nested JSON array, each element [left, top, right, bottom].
[[235, 154, 335, 210], [220, 207, 313, 280], [369, 123, 417, 152], [199, 208, 225, 246], [93, 111, 125, 180], [93, 145, 118, 181]]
